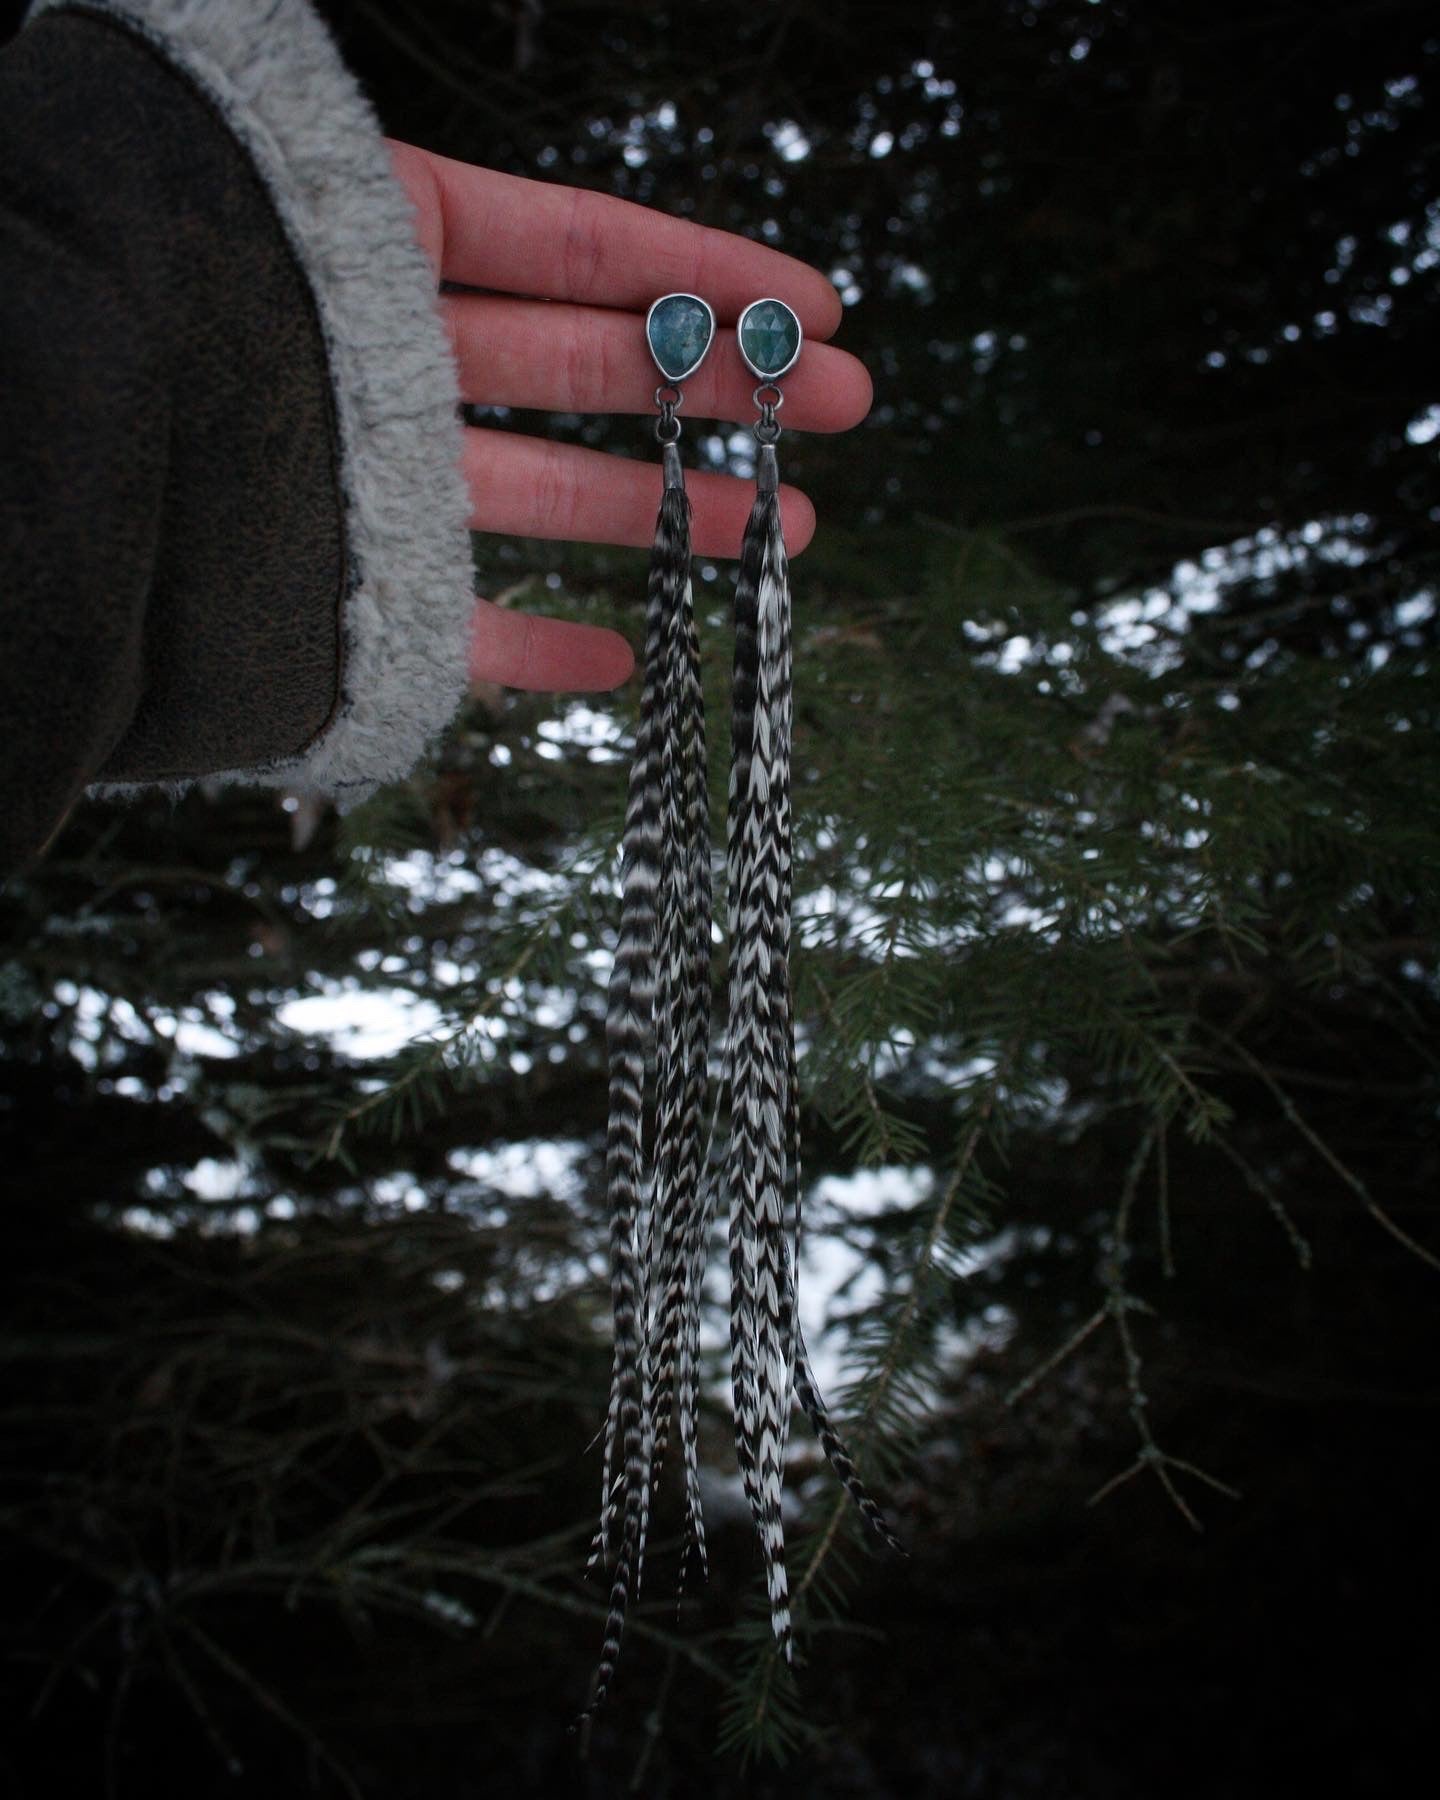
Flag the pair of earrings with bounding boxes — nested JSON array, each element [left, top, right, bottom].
[[583, 298, 899, 1718]]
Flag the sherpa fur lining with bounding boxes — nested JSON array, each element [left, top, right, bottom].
[[25, 0, 475, 807]]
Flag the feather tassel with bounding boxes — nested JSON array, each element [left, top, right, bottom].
[[583, 344, 902, 1721], [725, 446, 797, 1654], [584, 449, 711, 1717], [720, 447, 905, 1659]]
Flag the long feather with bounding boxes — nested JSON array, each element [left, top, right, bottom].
[[724, 478, 765, 1542], [583, 478, 681, 1713], [646, 486, 711, 1484], [726, 453, 794, 1655], [584, 425, 904, 1715], [723, 448, 903, 1658], [585, 457, 712, 1714]]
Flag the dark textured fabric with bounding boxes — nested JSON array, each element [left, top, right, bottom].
[[0, 6, 347, 875]]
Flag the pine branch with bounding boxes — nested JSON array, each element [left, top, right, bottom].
[[1219, 1032, 1440, 1274], [722, 1061, 1008, 1756]]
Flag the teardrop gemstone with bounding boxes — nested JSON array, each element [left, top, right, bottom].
[[738, 298, 802, 379], [646, 293, 715, 382]]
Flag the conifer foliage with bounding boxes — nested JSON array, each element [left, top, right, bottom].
[[2, 2, 1437, 1793]]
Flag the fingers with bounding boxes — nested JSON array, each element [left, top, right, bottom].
[[386, 138, 444, 278], [387, 142, 840, 696], [462, 429, 816, 558], [469, 599, 634, 692], [442, 294, 872, 430], [413, 145, 844, 339]]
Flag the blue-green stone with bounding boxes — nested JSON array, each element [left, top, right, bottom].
[[739, 299, 802, 378], [647, 293, 714, 381]]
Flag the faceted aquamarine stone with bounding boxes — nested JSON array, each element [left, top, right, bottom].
[[646, 293, 714, 382], [738, 299, 802, 378]]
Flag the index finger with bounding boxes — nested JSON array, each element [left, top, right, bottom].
[[415, 146, 845, 340]]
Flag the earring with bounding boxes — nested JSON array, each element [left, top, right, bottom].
[[581, 296, 900, 1725], [722, 296, 805, 1660], [584, 293, 716, 1720], [723, 298, 903, 1661]]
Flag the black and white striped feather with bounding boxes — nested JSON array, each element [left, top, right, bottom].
[[583, 472, 705, 1717], [720, 447, 904, 1651], [726, 459, 796, 1652], [584, 442, 901, 1717]]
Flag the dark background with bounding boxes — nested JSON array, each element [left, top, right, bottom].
[[2, 1, 1438, 1795]]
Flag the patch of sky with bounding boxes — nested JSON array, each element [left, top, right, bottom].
[[51, 981, 240, 1070], [1414, 201, 1440, 272], [794, 884, 942, 958], [537, 705, 626, 761], [377, 851, 473, 902], [447, 1139, 589, 1211], [697, 428, 756, 476], [422, 1589, 477, 1631], [1087, 519, 1377, 675], [1406, 404, 1440, 446], [297, 874, 338, 918], [277, 984, 445, 1059], [375, 845, 567, 913], [1326, 232, 1357, 280], [888, 260, 933, 300], [766, 118, 811, 163], [969, 329, 1000, 374], [797, 1167, 1030, 1396], [183, 1157, 253, 1202], [370, 1175, 431, 1213], [1349, 293, 1393, 327], [102, 1077, 149, 1099], [999, 896, 1057, 933], [169, 1005, 242, 1061], [912, 1050, 1007, 1095], [117, 1207, 176, 1238], [124, 1165, 263, 1236], [994, 633, 1032, 674]]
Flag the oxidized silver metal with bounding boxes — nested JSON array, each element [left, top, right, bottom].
[[654, 381, 683, 445], [753, 381, 784, 445]]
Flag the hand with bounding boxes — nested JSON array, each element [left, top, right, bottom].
[[385, 140, 873, 696]]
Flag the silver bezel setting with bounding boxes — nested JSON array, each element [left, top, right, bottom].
[[645, 292, 717, 384], [737, 296, 803, 381]]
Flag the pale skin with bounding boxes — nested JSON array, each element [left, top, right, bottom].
[[384, 140, 874, 696]]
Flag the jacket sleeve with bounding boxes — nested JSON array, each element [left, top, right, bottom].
[[0, 0, 475, 876]]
